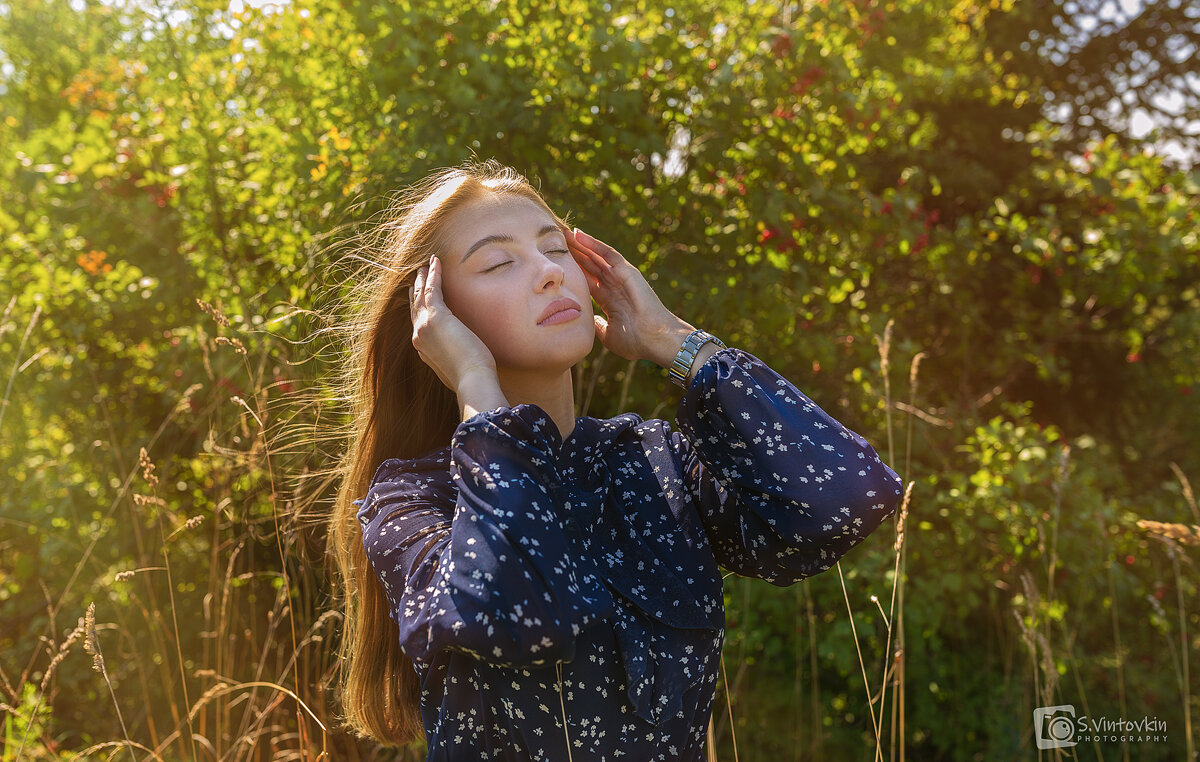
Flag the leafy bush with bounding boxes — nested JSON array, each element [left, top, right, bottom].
[[1, 0, 1195, 758]]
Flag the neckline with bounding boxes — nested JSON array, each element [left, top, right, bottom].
[[558, 415, 590, 459]]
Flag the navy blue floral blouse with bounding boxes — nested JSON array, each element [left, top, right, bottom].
[[355, 346, 903, 761]]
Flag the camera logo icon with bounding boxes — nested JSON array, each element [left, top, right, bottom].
[[1033, 704, 1078, 749]]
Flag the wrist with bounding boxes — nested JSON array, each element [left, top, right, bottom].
[[456, 368, 508, 422], [687, 342, 721, 383], [647, 319, 697, 369]]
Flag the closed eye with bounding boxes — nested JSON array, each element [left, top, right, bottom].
[[483, 250, 569, 273]]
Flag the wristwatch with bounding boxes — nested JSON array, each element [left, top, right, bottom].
[[668, 329, 727, 388]]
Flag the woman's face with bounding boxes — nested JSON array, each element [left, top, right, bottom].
[[436, 193, 595, 372]]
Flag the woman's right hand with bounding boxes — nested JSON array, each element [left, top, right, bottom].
[[409, 255, 498, 392]]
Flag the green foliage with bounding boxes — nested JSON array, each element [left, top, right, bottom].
[[1, 0, 1196, 758]]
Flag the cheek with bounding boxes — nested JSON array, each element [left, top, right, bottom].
[[440, 276, 477, 325], [566, 263, 593, 304], [442, 279, 521, 342]]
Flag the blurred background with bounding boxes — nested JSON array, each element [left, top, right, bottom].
[[1, 0, 1197, 759]]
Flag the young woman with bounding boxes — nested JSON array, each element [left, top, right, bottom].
[[328, 159, 903, 760]]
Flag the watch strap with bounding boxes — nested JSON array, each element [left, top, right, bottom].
[[668, 329, 727, 388]]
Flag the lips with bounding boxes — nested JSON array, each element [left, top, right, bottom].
[[537, 296, 582, 325]]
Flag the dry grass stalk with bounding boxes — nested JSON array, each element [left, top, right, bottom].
[[176, 679, 328, 744], [1015, 573, 1061, 711], [1135, 519, 1200, 547], [0, 302, 41, 433], [195, 298, 231, 328], [81, 602, 136, 762], [1140, 464, 1197, 760], [72, 739, 164, 761], [138, 444, 201, 760], [719, 649, 740, 762], [215, 335, 247, 354], [10, 609, 90, 758], [82, 602, 101, 675], [162, 515, 205, 545], [889, 400, 951, 428], [893, 482, 913, 553], [837, 561, 882, 759], [878, 480, 915, 761], [1169, 461, 1199, 524], [38, 615, 86, 693], [138, 447, 159, 488], [173, 382, 203, 415], [876, 318, 895, 464]]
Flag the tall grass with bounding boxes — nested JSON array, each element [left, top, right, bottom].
[[4, 304, 1196, 760], [706, 319, 920, 761], [1, 301, 401, 760]]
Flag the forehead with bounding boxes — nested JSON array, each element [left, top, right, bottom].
[[443, 194, 559, 249]]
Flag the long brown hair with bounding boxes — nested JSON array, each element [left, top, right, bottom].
[[325, 159, 575, 746]]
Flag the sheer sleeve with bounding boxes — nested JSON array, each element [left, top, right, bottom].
[[355, 403, 614, 668], [670, 346, 903, 585]]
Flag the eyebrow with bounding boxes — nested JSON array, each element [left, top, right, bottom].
[[461, 224, 565, 264]]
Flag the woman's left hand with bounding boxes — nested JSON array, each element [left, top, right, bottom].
[[565, 227, 692, 367]]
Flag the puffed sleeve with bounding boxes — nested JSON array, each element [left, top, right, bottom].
[[355, 403, 614, 668], [669, 346, 903, 585]]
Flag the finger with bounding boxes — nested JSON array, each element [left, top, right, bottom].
[[411, 269, 426, 310], [573, 229, 626, 266], [567, 230, 611, 274], [593, 313, 609, 343], [568, 239, 604, 278], [564, 233, 602, 277], [573, 243, 616, 286], [566, 227, 605, 261], [425, 258, 443, 304]]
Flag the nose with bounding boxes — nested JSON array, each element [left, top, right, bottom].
[[535, 251, 566, 291]]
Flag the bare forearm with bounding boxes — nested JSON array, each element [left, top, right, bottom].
[[456, 369, 510, 423]]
